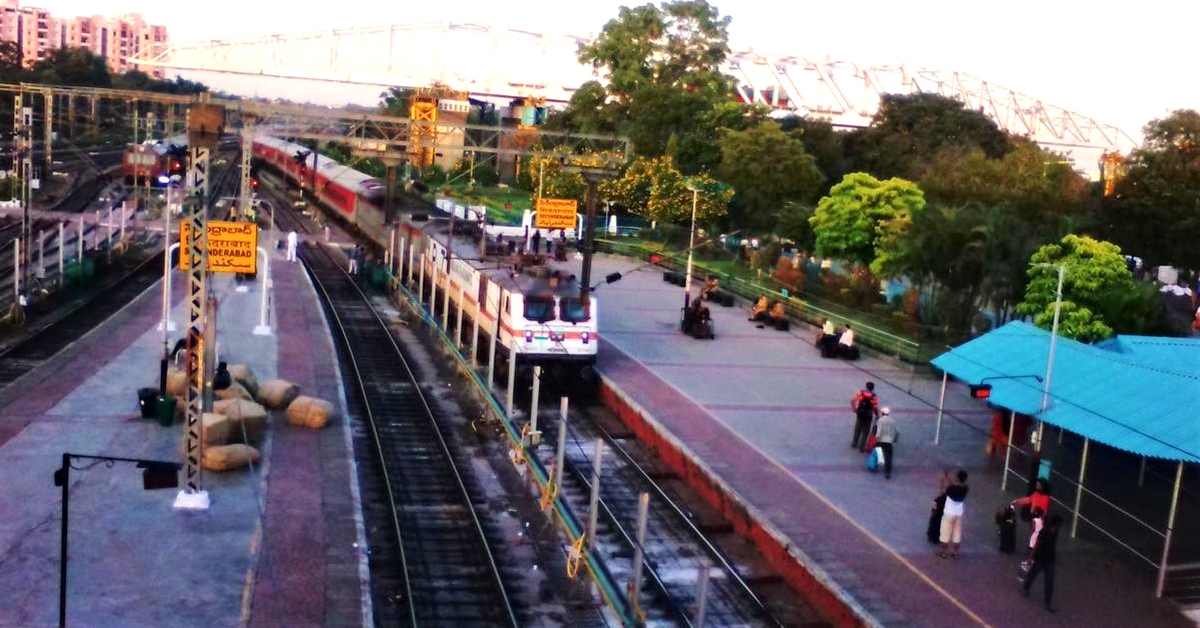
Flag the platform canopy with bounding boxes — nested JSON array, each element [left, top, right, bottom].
[[932, 321, 1200, 463]]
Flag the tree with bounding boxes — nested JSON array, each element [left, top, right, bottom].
[[1015, 234, 1139, 342], [624, 84, 720, 159], [848, 93, 1012, 180], [601, 154, 729, 224], [0, 41, 25, 84], [809, 172, 926, 270], [544, 81, 616, 134], [31, 47, 111, 87], [378, 87, 412, 117], [779, 116, 849, 196], [577, 0, 732, 105], [1096, 109, 1200, 269], [716, 120, 824, 231]]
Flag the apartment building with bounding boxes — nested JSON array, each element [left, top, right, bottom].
[[0, 0, 167, 76]]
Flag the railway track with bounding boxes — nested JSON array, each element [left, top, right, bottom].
[[298, 234, 520, 628], [0, 149, 240, 387]]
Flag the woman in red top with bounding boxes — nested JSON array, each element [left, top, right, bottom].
[[1013, 479, 1051, 523]]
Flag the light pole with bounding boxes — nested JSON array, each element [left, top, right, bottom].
[[1033, 263, 1066, 457], [683, 181, 700, 309]]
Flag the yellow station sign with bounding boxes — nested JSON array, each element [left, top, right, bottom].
[[179, 221, 258, 274], [535, 198, 578, 230]]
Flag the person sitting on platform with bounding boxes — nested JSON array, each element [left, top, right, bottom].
[[838, 323, 860, 359], [213, 361, 232, 391], [685, 298, 713, 338], [768, 301, 786, 323], [701, 275, 721, 300], [748, 294, 769, 322]]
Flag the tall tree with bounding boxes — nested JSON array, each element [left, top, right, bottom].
[[378, 87, 412, 117], [0, 41, 25, 83], [1096, 109, 1200, 269], [1015, 234, 1139, 342], [848, 93, 1011, 180], [601, 154, 730, 224], [716, 120, 824, 232], [809, 172, 926, 269], [31, 47, 111, 87]]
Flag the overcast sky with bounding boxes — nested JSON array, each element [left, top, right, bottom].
[[37, 0, 1198, 140]]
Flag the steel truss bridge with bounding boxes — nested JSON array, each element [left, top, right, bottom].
[[125, 22, 1138, 161]]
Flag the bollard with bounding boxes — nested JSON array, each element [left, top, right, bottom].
[[529, 366, 542, 446], [587, 438, 603, 550]]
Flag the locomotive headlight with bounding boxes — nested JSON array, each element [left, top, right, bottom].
[[524, 330, 534, 343], [581, 332, 590, 344]]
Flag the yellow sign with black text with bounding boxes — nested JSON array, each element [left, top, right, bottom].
[[535, 198, 578, 230], [179, 221, 258, 274]]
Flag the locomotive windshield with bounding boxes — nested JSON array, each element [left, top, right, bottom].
[[524, 296, 556, 323], [559, 297, 589, 323]]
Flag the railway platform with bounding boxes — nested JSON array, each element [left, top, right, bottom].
[[0, 244, 368, 628], [574, 253, 1195, 628]]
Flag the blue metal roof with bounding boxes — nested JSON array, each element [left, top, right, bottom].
[[1095, 334, 1200, 374], [932, 321, 1200, 463]]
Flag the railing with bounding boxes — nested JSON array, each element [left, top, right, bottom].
[[596, 237, 923, 364]]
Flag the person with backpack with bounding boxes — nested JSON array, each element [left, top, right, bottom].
[[850, 382, 880, 452]]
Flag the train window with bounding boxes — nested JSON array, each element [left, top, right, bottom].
[[524, 296, 556, 323], [559, 297, 589, 323]]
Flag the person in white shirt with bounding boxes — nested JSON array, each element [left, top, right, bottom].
[[839, 324, 855, 347], [286, 231, 299, 262]]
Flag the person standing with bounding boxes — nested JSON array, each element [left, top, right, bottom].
[[874, 407, 898, 479], [286, 231, 299, 262], [1022, 513, 1062, 612], [850, 382, 880, 452], [939, 470, 969, 559]]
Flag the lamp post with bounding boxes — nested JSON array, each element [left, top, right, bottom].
[[683, 181, 700, 309], [1040, 263, 1066, 415]]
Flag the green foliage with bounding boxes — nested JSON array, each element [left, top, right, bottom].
[[601, 154, 730, 224], [809, 172, 926, 271], [625, 85, 722, 160], [717, 120, 824, 231], [1015, 234, 1139, 342], [1098, 109, 1200, 269], [0, 41, 25, 83], [378, 87, 411, 117], [850, 93, 1012, 180], [773, 201, 815, 252], [544, 81, 616, 134], [31, 47, 112, 87]]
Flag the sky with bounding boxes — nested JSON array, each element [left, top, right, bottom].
[[34, 0, 1199, 142]]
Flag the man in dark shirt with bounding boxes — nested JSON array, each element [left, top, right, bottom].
[[1022, 513, 1062, 612]]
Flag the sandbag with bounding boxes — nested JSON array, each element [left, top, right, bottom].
[[256, 379, 300, 409], [202, 444, 261, 471], [213, 398, 268, 443], [228, 364, 259, 397], [201, 412, 234, 447], [286, 395, 334, 429], [215, 381, 253, 401], [165, 368, 189, 398]]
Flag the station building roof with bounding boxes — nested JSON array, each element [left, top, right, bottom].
[[932, 321, 1200, 463]]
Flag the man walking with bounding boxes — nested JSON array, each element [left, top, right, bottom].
[[875, 407, 898, 479], [286, 231, 298, 262], [1022, 513, 1062, 612], [850, 382, 880, 452]]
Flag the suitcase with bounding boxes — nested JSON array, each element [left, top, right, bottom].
[[927, 495, 946, 544], [821, 340, 839, 359], [774, 318, 790, 331], [996, 505, 1017, 554]]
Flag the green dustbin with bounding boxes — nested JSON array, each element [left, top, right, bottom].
[[371, 265, 389, 287], [80, 258, 96, 280], [155, 395, 177, 427], [63, 260, 82, 284]]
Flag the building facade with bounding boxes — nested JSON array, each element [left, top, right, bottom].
[[0, 0, 167, 76]]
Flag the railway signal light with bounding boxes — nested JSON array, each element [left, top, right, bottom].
[[250, 177, 259, 189]]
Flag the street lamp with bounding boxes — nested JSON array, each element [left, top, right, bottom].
[[683, 180, 701, 309]]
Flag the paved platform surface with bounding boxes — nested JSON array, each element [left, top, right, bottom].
[[0, 244, 368, 628], [579, 253, 1195, 628]]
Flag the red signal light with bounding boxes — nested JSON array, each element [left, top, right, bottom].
[[969, 384, 992, 399]]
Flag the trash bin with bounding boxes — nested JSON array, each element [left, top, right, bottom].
[[371, 265, 389, 287], [137, 387, 159, 419], [155, 395, 177, 427]]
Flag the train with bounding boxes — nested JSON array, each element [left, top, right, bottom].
[[250, 132, 599, 365], [122, 134, 188, 186]]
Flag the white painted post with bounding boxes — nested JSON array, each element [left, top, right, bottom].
[[36, 230, 44, 279], [695, 568, 711, 628], [1156, 462, 1185, 598], [455, 284, 464, 346], [587, 438, 603, 550], [388, 227, 396, 274], [441, 271, 450, 330], [120, 201, 127, 243], [253, 247, 272, 335], [487, 315, 498, 387], [471, 296, 480, 366], [106, 205, 113, 247], [406, 237, 414, 286], [934, 371, 947, 445], [630, 493, 650, 609], [76, 216, 83, 261], [529, 366, 542, 445], [1001, 410, 1016, 491], [554, 397, 569, 492], [1071, 438, 1090, 538], [12, 239, 19, 301], [506, 342, 517, 420], [159, 242, 178, 334], [418, 256, 425, 308], [57, 222, 64, 284]]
